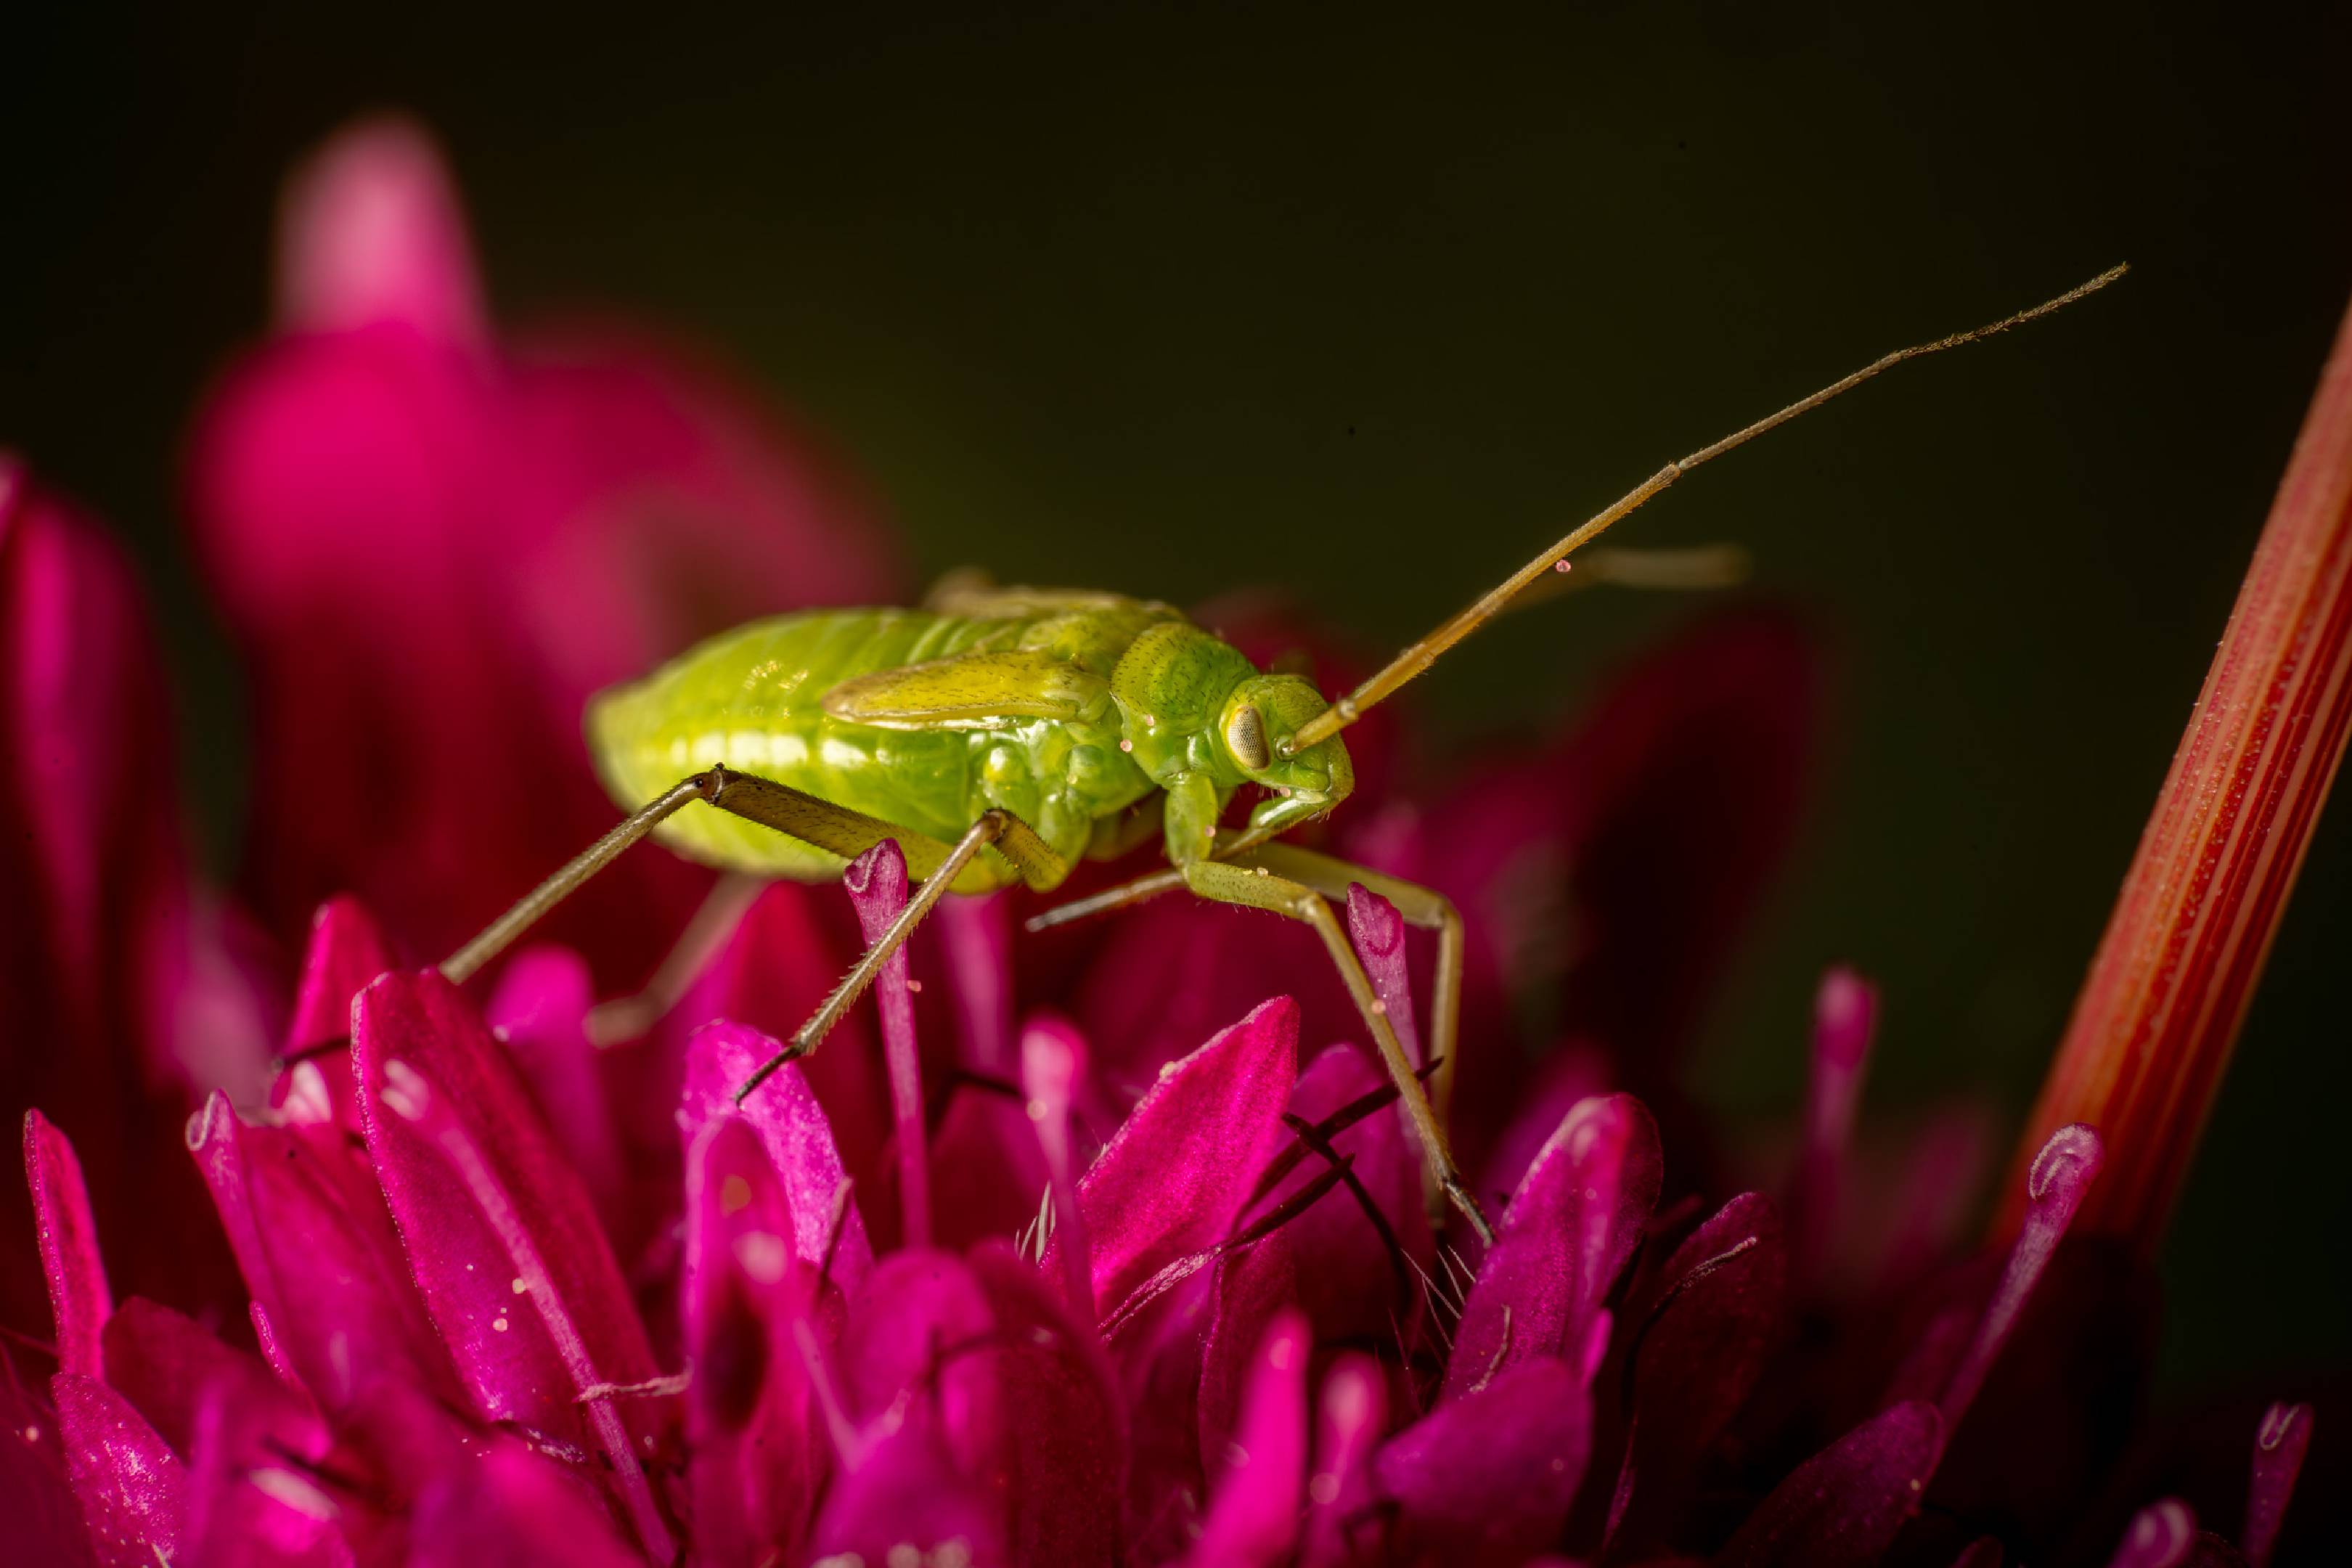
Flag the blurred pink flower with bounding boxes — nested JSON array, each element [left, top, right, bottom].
[[1, 465, 266, 1344], [184, 118, 899, 986]]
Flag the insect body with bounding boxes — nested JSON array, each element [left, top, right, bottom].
[[586, 596, 1355, 893], [443, 267, 2126, 1247]]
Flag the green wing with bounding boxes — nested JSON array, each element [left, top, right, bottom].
[[821, 648, 1111, 730], [921, 568, 1172, 621]]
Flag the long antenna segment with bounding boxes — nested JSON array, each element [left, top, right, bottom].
[[1280, 264, 2128, 756]]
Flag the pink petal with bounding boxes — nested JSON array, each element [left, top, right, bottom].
[[834, 1249, 998, 1447], [937, 892, 1016, 1074], [4, 475, 261, 1329], [1606, 1191, 1787, 1552], [1478, 1041, 1614, 1205], [99, 1298, 316, 1463], [1344, 886, 1422, 1068], [1188, 1309, 1310, 1568], [0, 1377, 98, 1568], [1301, 1354, 1387, 1568], [264, 897, 398, 1139], [2244, 1400, 2313, 1568], [968, 1241, 1126, 1566], [281, 896, 394, 1066], [25, 1110, 112, 1378], [369, 1044, 675, 1559], [1278, 1044, 1429, 1347], [185, 1093, 457, 1414], [182, 1378, 353, 1568], [805, 1424, 1006, 1568], [1069, 996, 1300, 1317], [668, 886, 891, 1211], [275, 117, 486, 342], [1446, 1093, 1661, 1402], [1716, 1400, 1945, 1568], [678, 1019, 873, 1292], [845, 839, 931, 1249], [324, 1376, 484, 1530], [1790, 967, 1879, 1286], [407, 1445, 644, 1568], [351, 972, 671, 1540], [682, 1115, 825, 1563], [1074, 898, 1356, 1115], [184, 1093, 266, 1312], [1374, 1356, 1594, 1564], [2106, 1498, 2197, 1568], [1941, 1123, 2104, 1427], [928, 1086, 1053, 1254], [53, 1372, 187, 1568], [1022, 1015, 1094, 1317], [1199, 1233, 1299, 1491], [191, 134, 899, 988], [486, 946, 628, 1231]]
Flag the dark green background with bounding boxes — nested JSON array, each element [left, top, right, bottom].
[[9, 2, 2348, 1396]]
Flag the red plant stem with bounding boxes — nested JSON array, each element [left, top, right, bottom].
[[2002, 290, 2352, 1249]]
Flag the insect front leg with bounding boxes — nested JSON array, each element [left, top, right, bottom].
[[1179, 859, 1496, 1247], [1225, 844, 1468, 1154]]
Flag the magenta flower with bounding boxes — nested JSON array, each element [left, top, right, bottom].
[[5, 117, 2345, 1568], [184, 118, 899, 986], [1, 467, 268, 1344]]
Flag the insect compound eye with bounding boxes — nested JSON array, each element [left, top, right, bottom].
[[1225, 703, 1272, 772]]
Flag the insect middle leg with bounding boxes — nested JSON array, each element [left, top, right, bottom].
[[1179, 859, 1496, 1247]]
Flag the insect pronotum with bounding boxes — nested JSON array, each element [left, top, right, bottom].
[[443, 266, 2126, 1246]]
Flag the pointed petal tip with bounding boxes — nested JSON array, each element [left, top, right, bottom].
[[1445, 1090, 1660, 1400], [1719, 1400, 1944, 1568], [1021, 1015, 1086, 1103], [1344, 884, 1405, 960], [181, 1092, 233, 1153], [1375, 1356, 1595, 1559], [1813, 965, 1879, 1070], [277, 115, 486, 342], [2028, 1122, 2105, 1210], [25, 1110, 112, 1379], [2245, 1400, 2314, 1568], [2107, 1498, 2196, 1568], [1076, 994, 1302, 1312], [285, 894, 395, 1054]]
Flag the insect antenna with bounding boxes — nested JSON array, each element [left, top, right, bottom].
[[1280, 264, 2128, 756]]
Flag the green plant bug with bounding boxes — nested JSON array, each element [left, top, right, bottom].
[[444, 266, 2126, 1244]]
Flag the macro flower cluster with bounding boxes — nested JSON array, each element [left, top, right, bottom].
[[1, 120, 2334, 1567]]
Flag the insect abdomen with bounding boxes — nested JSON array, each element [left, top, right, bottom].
[[586, 608, 1151, 883]]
